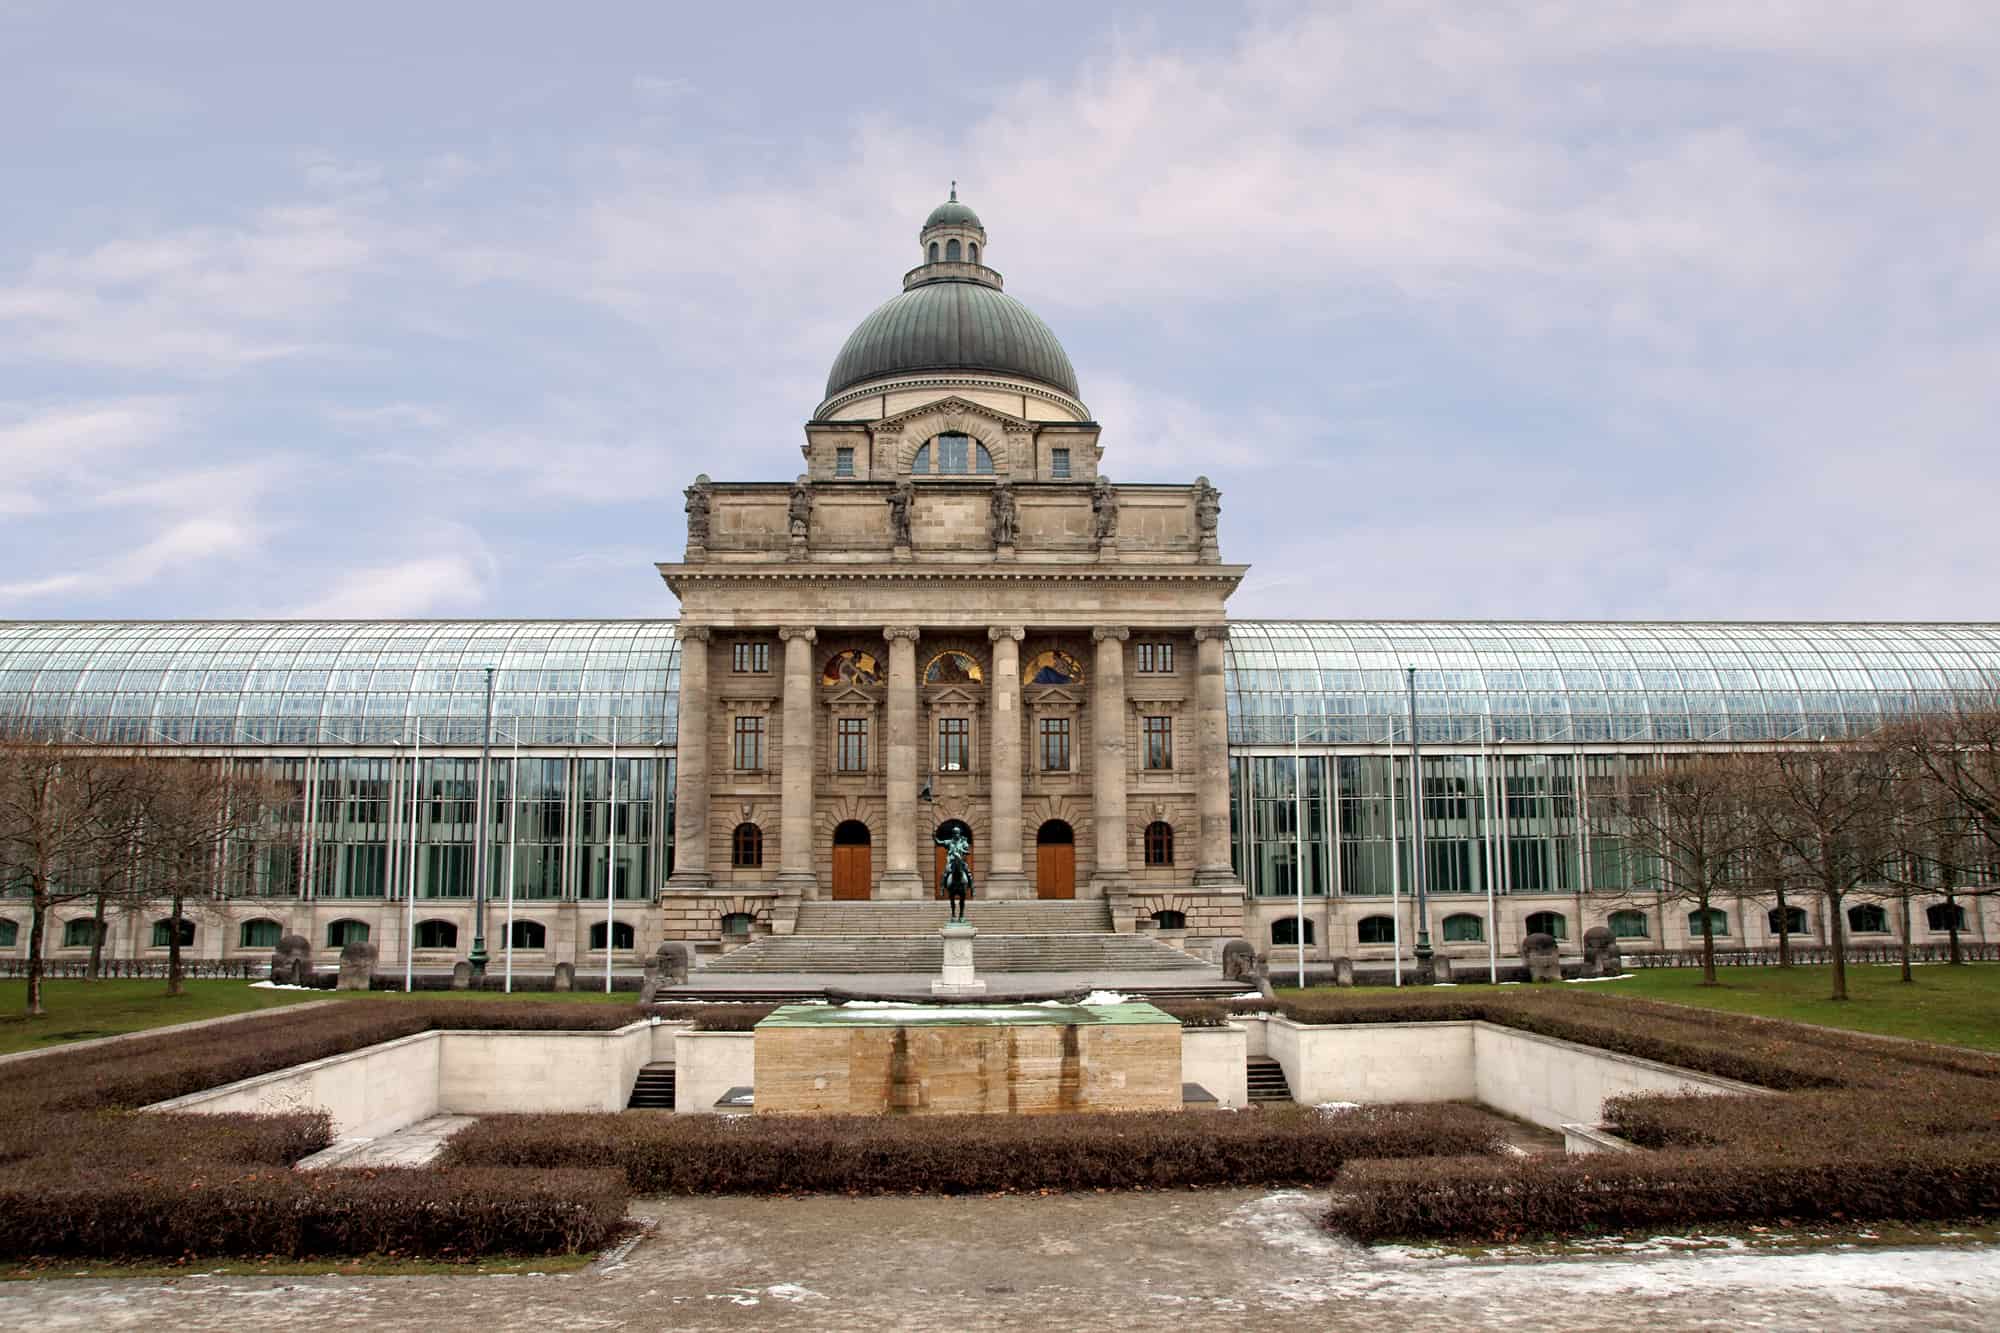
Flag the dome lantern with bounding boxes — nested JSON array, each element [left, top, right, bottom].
[[918, 181, 988, 270]]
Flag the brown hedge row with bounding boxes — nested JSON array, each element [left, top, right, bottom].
[[0, 1166, 627, 1259], [1328, 1143, 2000, 1243], [0, 998, 647, 1260], [443, 1103, 1503, 1195]]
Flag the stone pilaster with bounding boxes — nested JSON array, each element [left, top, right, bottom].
[[1092, 626, 1130, 888], [986, 625, 1027, 899], [777, 626, 817, 897], [1193, 625, 1240, 886], [881, 626, 924, 899], [666, 626, 713, 888]]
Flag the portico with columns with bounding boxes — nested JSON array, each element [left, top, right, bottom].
[[657, 189, 1247, 946]]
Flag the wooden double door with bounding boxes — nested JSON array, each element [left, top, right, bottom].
[[1035, 820, 1075, 899], [832, 820, 871, 900]]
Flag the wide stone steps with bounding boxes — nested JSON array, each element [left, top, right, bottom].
[[703, 932, 1211, 974], [627, 1063, 676, 1110], [793, 901, 1113, 936], [1246, 1057, 1294, 1104]]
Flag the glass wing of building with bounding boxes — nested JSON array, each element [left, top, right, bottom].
[[1225, 621, 2000, 747], [0, 621, 680, 747]]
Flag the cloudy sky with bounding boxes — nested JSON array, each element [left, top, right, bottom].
[[3, 1, 1995, 624]]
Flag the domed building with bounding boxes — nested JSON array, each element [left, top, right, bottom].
[[2, 190, 1998, 988]]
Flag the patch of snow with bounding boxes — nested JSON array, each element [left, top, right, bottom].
[[248, 980, 317, 991], [764, 1283, 826, 1303], [1229, 991, 1265, 1001], [1562, 974, 1634, 983], [1315, 1101, 1361, 1114]]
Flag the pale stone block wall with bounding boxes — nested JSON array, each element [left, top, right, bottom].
[[437, 1027, 652, 1116], [1180, 1023, 1248, 1108], [1267, 1019, 1478, 1105], [675, 1029, 756, 1114], [1470, 1022, 1759, 1130], [147, 1031, 443, 1139]]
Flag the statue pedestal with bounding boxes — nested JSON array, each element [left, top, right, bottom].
[[932, 923, 986, 997]]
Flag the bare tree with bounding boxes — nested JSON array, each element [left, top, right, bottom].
[[0, 736, 138, 1016], [1592, 752, 1766, 986], [1744, 740, 1899, 1002], [129, 756, 289, 997], [1881, 692, 2000, 962]]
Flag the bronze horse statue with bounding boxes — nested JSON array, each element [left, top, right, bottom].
[[934, 826, 973, 923]]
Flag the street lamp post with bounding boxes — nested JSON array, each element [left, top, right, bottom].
[[470, 666, 494, 977], [1406, 667, 1433, 966]]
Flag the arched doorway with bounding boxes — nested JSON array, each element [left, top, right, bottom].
[[932, 820, 974, 899], [1036, 820, 1075, 899], [832, 820, 872, 900]]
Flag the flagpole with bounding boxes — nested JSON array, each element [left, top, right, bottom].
[[405, 723, 421, 994], [1389, 738, 1403, 988], [505, 727, 518, 994], [1293, 713, 1306, 991]]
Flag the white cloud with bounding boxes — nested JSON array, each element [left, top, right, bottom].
[[293, 541, 496, 619]]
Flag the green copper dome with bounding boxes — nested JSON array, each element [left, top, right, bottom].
[[824, 280, 1080, 400], [924, 198, 983, 230]]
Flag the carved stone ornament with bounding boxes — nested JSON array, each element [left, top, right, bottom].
[[883, 626, 923, 643], [778, 626, 818, 644], [886, 478, 914, 546], [987, 625, 1025, 642], [988, 481, 1018, 547], [683, 473, 712, 544], [788, 475, 814, 539], [1192, 625, 1229, 643], [1193, 475, 1221, 537], [676, 625, 713, 643], [1091, 475, 1119, 543], [1092, 626, 1130, 642]]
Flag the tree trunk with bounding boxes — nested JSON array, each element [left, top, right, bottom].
[[87, 891, 107, 980], [1898, 894, 1914, 984], [1947, 890, 1962, 965], [1828, 889, 1849, 1001], [167, 894, 185, 997], [26, 895, 48, 1017], [1699, 907, 1717, 986], [1775, 887, 1792, 968]]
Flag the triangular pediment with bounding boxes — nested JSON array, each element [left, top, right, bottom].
[[825, 683, 880, 707], [925, 684, 980, 707], [875, 395, 1030, 435], [1027, 684, 1083, 706]]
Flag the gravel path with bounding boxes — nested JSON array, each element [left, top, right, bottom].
[[5, 1189, 1995, 1331]]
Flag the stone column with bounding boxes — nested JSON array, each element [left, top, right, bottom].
[[1193, 626, 1240, 886], [986, 626, 1027, 899], [666, 626, 712, 888], [777, 626, 818, 896], [1091, 627, 1130, 888], [881, 626, 924, 899]]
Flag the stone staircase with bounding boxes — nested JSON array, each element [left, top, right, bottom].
[[702, 932, 1213, 974], [1246, 1057, 1294, 1104], [793, 901, 1113, 937], [626, 1063, 676, 1110]]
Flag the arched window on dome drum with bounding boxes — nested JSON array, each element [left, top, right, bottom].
[[914, 433, 994, 477], [946, 239, 960, 261], [928, 241, 939, 263], [968, 242, 978, 263]]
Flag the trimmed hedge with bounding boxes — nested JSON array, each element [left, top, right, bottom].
[[1329, 1143, 2000, 1243], [0, 1166, 626, 1259], [444, 1103, 1504, 1195], [0, 998, 646, 1260]]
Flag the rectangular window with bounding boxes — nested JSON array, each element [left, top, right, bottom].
[[733, 715, 765, 771], [834, 446, 855, 477], [1039, 716, 1071, 772], [836, 717, 868, 773], [938, 716, 969, 772], [1143, 715, 1173, 770], [1136, 642, 1174, 673], [1050, 447, 1071, 479], [732, 642, 770, 673]]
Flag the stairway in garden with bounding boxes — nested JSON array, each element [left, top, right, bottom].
[[626, 1063, 676, 1110], [1246, 1057, 1293, 1104]]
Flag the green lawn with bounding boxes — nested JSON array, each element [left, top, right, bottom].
[[1605, 963, 2000, 1052], [0, 979, 635, 1056]]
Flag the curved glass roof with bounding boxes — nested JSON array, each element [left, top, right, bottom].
[[6, 618, 1998, 752], [0, 621, 679, 747], [1224, 621, 2000, 746]]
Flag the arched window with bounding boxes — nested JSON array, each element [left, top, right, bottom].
[[1356, 915, 1395, 945], [1144, 821, 1174, 867], [327, 918, 370, 948], [1687, 908, 1729, 937], [62, 918, 104, 949], [1608, 910, 1650, 939], [1524, 911, 1567, 940], [1442, 913, 1484, 943], [239, 918, 282, 950], [732, 823, 763, 868], [1847, 903, 1889, 934], [1023, 650, 1085, 686], [1273, 916, 1316, 946], [590, 920, 636, 950], [721, 912, 754, 937], [0, 919, 17, 948], [509, 920, 547, 949], [924, 651, 983, 684], [1927, 902, 1968, 932], [415, 919, 458, 949], [928, 241, 939, 263], [922, 433, 994, 476], [1768, 906, 1807, 936], [968, 242, 979, 263], [945, 238, 961, 261], [1151, 909, 1187, 930], [822, 650, 882, 687], [150, 918, 195, 948], [912, 442, 930, 473]]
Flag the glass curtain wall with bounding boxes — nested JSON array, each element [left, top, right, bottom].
[[1235, 756, 1329, 897]]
